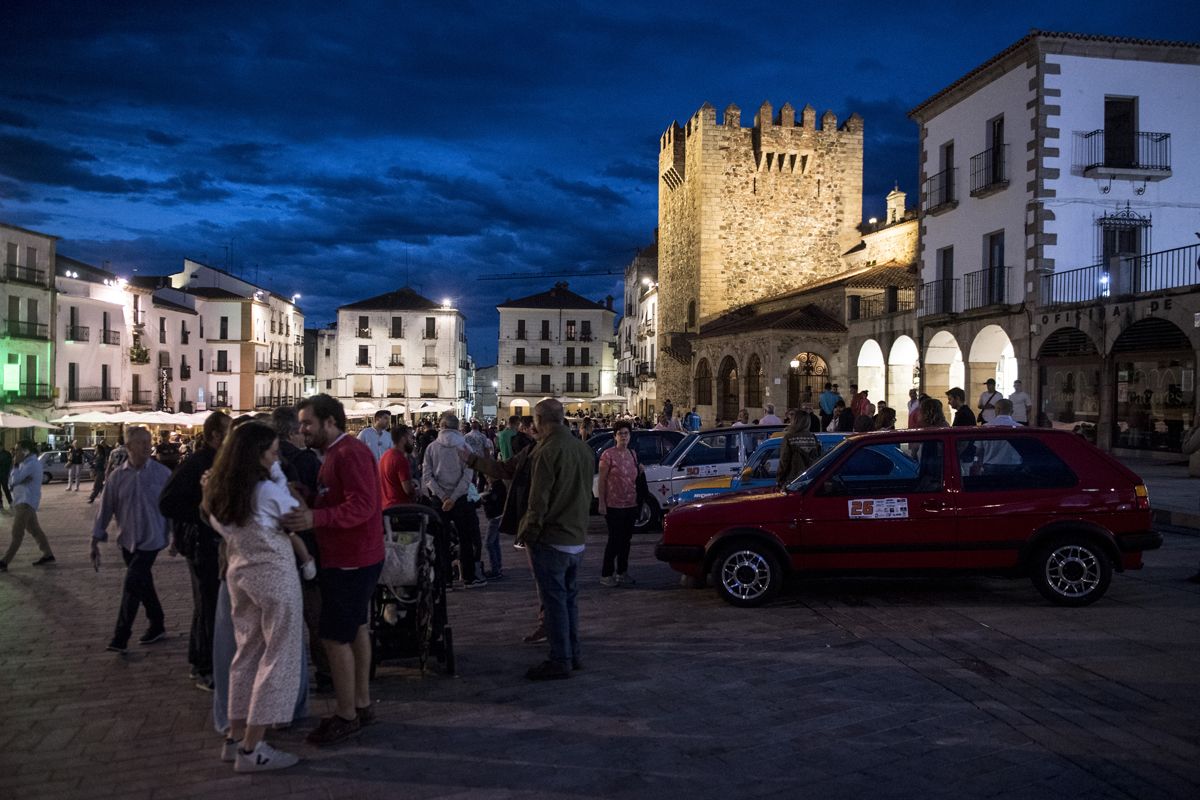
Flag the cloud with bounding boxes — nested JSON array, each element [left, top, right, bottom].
[[0, 134, 154, 194], [146, 129, 185, 146], [0, 109, 37, 129]]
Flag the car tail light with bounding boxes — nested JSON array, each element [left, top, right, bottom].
[[1134, 484, 1150, 511]]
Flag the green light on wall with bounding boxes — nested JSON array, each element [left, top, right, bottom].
[[2, 363, 18, 391]]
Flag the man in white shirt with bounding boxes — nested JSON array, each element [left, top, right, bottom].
[[759, 404, 783, 425], [1008, 380, 1032, 425], [977, 378, 1004, 424], [356, 410, 391, 462]]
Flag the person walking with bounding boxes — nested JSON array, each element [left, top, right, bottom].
[[282, 395, 384, 747], [66, 441, 84, 491], [521, 399, 594, 680], [496, 416, 518, 460], [597, 420, 640, 587], [356, 409, 391, 462], [946, 388, 977, 427], [0, 440, 55, 572], [480, 475, 506, 579], [159, 412, 232, 690], [422, 412, 485, 587], [205, 422, 306, 772], [87, 442, 110, 504], [978, 378, 1004, 425], [91, 427, 172, 652], [0, 444, 13, 514]]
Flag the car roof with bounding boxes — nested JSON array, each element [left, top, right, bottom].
[[690, 424, 786, 436]]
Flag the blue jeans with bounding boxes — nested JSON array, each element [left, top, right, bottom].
[[484, 516, 502, 574], [528, 543, 582, 666], [212, 579, 308, 734]]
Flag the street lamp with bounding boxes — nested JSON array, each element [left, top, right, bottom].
[[789, 359, 800, 369]]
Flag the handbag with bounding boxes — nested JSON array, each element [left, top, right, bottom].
[[380, 515, 421, 587]]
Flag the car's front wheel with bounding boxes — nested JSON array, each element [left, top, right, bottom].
[[712, 542, 782, 607], [42, 471, 52, 485], [633, 499, 659, 532], [1029, 537, 1112, 606]]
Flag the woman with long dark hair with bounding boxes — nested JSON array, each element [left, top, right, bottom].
[[204, 422, 308, 773], [918, 397, 950, 428]]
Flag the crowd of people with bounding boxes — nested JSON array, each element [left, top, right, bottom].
[[0, 394, 606, 772]]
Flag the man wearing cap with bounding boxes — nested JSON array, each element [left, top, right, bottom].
[[977, 379, 1004, 425]]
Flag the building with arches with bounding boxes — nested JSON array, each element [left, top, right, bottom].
[[911, 31, 1200, 453]]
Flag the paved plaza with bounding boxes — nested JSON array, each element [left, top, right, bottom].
[[1, 485, 1199, 800]]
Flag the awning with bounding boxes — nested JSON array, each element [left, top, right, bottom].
[[589, 394, 627, 403], [0, 412, 60, 430]]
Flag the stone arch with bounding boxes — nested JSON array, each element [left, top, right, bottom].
[[887, 335, 920, 425], [717, 356, 739, 422], [968, 324, 1017, 394], [1038, 326, 1101, 359], [924, 330, 964, 401], [855, 340, 886, 408], [786, 351, 829, 410], [744, 353, 765, 409], [694, 357, 713, 406]]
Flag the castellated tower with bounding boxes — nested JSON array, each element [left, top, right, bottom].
[[655, 100, 864, 405]]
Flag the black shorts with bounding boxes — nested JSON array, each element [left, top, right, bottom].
[[317, 560, 383, 644]]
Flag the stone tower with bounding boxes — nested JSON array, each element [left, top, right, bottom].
[[655, 101, 864, 404]]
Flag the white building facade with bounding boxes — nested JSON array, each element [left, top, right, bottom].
[[1, 223, 57, 415], [496, 282, 617, 416], [316, 287, 470, 418], [911, 31, 1200, 453]]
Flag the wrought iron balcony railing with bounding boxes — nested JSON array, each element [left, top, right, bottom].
[[66, 325, 90, 342], [1078, 130, 1171, 174], [1040, 243, 1200, 307], [969, 145, 1008, 195], [5, 319, 49, 339], [922, 167, 956, 213], [102, 329, 121, 345], [3, 262, 48, 285], [920, 279, 960, 316], [963, 267, 1009, 310]]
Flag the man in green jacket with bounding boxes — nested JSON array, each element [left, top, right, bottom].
[[520, 399, 593, 680]]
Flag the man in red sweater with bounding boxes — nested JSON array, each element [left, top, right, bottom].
[[284, 394, 384, 746]]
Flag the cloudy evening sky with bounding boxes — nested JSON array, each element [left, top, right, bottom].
[[2, 0, 1198, 364]]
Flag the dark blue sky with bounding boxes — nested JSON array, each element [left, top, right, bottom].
[[2, 1, 1198, 365]]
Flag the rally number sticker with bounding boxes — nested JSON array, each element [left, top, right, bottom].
[[848, 498, 909, 519]]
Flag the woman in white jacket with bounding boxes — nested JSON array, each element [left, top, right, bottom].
[[204, 422, 311, 772]]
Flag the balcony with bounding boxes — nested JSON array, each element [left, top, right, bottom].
[[357, 358, 371, 367], [101, 329, 121, 345], [514, 355, 526, 366], [5, 319, 49, 340], [422, 331, 438, 340], [539, 357, 551, 366], [922, 168, 957, 214], [637, 362, 655, 381], [540, 331, 551, 341], [4, 382, 50, 401], [389, 355, 404, 366], [356, 327, 372, 338], [2, 262, 47, 286], [580, 333, 593, 342], [129, 345, 151, 365], [179, 365, 192, 380], [963, 267, 1009, 310], [969, 145, 1008, 196], [423, 358, 438, 367], [213, 394, 230, 408], [65, 325, 90, 342], [293, 362, 304, 375], [920, 279, 960, 316], [1040, 243, 1200, 307], [459, 359, 470, 370], [515, 331, 527, 340], [580, 357, 592, 367], [852, 290, 916, 320], [353, 388, 372, 398], [255, 396, 296, 408], [385, 388, 405, 398], [271, 358, 294, 372], [1077, 130, 1171, 180], [66, 386, 120, 402], [255, 360, 270, 374], [129, 389, 152, 406]]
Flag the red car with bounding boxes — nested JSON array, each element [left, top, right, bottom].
[[655, 428, 1161, 607]]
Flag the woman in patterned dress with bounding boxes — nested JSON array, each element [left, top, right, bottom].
[[204, 423, 309, 773]]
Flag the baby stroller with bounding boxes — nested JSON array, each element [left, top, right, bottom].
[[369, 503, 456, 677]]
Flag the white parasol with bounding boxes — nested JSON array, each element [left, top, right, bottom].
[[0, 411, 60, 430]]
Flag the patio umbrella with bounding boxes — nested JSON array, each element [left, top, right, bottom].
[[589, 394, 627, 403], [415, 401, 453, 414], [382, 404, 407, 415], [0, 412, 60, 430]]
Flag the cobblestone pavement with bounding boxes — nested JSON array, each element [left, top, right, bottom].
[[2, 486, 1199, 800]]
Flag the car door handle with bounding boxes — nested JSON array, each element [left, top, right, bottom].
[[922, 499, 948, 511]]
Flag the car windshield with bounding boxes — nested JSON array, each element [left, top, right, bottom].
[[662, 432, 697, 466], [785, 438, 852, 492]]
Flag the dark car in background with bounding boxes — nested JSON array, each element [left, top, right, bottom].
[[587, 428, 686, 530]]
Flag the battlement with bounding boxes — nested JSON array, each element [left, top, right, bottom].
[[661, 101, 862, 136]]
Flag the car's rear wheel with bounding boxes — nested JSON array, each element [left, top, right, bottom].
[[1029, 537, 1112, 606], [42, 472, 52, 485], [712, 543, 782, 607]]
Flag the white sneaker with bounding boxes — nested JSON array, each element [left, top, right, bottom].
[[234, 741, 299, 772], [220, 737, 240, 763]]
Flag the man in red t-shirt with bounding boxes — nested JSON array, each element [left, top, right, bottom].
[[379, 424, 416, 507], [283, 394, 383, 747]]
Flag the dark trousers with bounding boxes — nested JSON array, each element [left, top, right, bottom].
[[185, 538, 220, 677], [114, 548, 164, 645], [0, 475, 11, 507], [88, 470, 106, 502], [446, 496, 481, 582], [601, 506, 638, 577]]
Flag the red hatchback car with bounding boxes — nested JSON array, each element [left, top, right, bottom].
[[656, 428, 1161, 607]]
